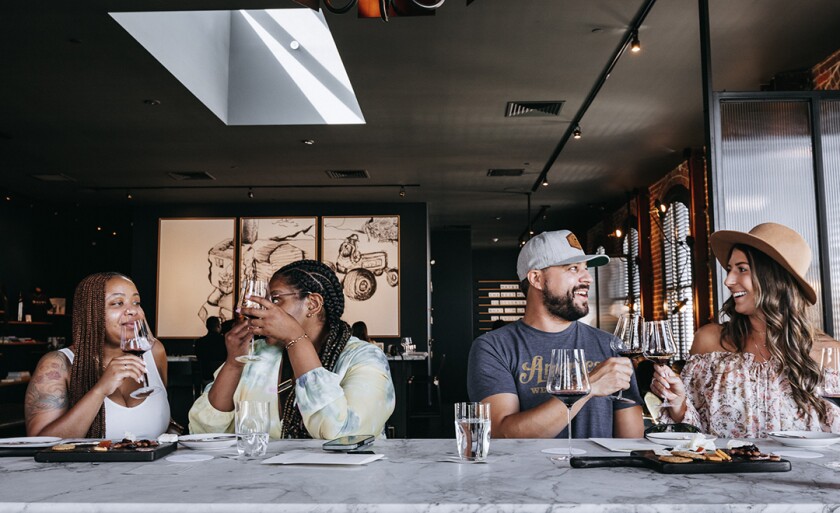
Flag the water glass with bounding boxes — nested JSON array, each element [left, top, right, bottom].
[[235, 400, 269, 458], [454, 402, 491, 461]]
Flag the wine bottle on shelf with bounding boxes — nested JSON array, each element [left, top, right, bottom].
[[17, 293, 24, 322]]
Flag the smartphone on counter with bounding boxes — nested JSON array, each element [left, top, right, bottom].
[[322, 435, 375, 451]]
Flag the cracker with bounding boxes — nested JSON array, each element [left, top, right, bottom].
[[706, 455, 723, 462], [671, 450, 706, 460], [658, 455, 692, 464], [51, 443, 76, 451]]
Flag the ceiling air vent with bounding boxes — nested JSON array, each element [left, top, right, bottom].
[[505, 101, 564, 118], [325, 170, 369, 179], [167, 171, 216, 181], [487, 168, 524, 177], [32, 173, 76, 182]]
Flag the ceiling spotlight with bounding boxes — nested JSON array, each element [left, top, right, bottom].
[[302, 139, 315, 145], [248, 188, 255, 199], [126, 191, 133, 200], [399, 186, 406, 198], [492, 238, 499, 243], [4, 195, 10, 201], [573, 125, 582, 139], [143, 99, 161, 106], [290, 40, 300, 50], [541, 178, 549, 187], [630, 31, 641, 53]]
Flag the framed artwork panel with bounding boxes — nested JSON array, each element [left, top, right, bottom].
[[157, 218, 236, 338], [239, 217, 318, 284], [321, 216, 400, 337]]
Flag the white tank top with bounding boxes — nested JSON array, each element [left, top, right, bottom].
[[60, 348, 170, 439]]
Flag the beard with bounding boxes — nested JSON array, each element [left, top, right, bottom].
[[542, 283, 589, 321]]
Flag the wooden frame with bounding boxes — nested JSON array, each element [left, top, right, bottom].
[[321, 215, 400, 337], [156, 217, 237, 338]]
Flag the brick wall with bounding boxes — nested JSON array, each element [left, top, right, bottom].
[[813, 48, 840, 91]]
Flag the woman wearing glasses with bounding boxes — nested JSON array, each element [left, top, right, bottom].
[[189, 260, 395, 439]]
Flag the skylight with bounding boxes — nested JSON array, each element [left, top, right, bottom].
[[111, 9, 365, 126]]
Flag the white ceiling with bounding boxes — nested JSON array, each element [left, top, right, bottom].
[[2, 0, 839, 247]]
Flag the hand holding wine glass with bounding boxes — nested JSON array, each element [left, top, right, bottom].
[[610, 313, 644, 403], [120, 318, 161, 399], [235, 276, 268, 363], [820, 347, 840, 407], [644, 320, 678, 408], [545, 348, 591, 461]]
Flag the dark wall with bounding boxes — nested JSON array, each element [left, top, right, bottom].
[[430, 228, 473, 405], [130, 202, 429, 353], [0, 199, 132, 334], [471, 247, 519, 339]]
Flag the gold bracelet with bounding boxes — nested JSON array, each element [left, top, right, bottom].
[[285, 333, 308, 350]]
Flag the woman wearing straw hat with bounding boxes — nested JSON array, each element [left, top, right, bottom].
[[651, 222, 840, 438]]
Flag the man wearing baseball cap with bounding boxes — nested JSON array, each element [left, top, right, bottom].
[[467, 230, 644, 438]]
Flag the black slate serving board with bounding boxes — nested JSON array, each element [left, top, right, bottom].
[[570, 450, 791, 474], [34, 442, 177, 462]]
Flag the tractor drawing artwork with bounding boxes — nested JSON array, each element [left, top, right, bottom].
[[329, 234, 399, 301]]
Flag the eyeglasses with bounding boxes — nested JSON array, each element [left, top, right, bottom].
[[269, 291, 311, 304]]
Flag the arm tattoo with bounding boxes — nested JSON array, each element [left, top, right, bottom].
[[25, 352, 70, 416]]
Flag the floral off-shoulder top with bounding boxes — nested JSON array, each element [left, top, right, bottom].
[[659, 352, 840, 438], [189, 336, 395, 439]]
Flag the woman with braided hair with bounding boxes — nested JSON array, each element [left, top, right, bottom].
[[25, 272, 170, 438], [189, 260, 395, 439]]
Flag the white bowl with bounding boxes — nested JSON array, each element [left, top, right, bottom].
[[178, 433, 237, 451], [768, 431, 840, 448]]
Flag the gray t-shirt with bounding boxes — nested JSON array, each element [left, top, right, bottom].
[[467, 319, 642, 439]]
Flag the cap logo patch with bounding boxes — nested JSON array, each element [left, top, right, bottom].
[[566, 233, 582, 250]]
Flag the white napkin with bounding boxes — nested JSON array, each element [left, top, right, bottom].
[[261, 450, 383, 466]]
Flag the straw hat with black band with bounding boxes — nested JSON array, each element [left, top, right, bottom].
[[709, 222, 817, 305]]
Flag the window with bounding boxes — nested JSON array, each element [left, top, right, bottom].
[[662, 200, 695, 359]]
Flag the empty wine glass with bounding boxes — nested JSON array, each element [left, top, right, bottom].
[[120, 318, 161, 399], [235, 276, 268, 363], [545, 348, 591, 461], [644, 320, 678, 408], [610, 313, 645, 404], [400, 337, 413, 354], [820, 347, 840, 407]]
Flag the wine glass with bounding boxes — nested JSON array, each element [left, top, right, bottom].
[[610, 313, 645, 404], [643, 320, 678, 408], [400, 337, 413, 355], [820, 347, 840, 407], [234, 276, 268, 363], [545, 348, 591, 461], [120, 318, 161, 399]]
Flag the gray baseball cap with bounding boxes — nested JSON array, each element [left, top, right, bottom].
[[516, 230, 610, 281]]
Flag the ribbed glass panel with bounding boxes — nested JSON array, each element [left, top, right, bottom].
[[662, 202, 694, 359], [820, 99, 840, 335], [715, 100, 822, 325]]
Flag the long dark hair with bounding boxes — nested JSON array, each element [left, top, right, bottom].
[[69, 272, 129, 438], [273, 260, 350, 438], [720, 245, 826, 424]]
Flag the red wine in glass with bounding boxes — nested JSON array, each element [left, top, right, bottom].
[[545, 348, 591, 461], [120, 319, 160, 399], [611, 313, 644, 403], [550, 390, 590, 408]]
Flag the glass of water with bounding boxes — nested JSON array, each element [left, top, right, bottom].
[[454, 402, 491, 462], [235, 400, 269, 458]]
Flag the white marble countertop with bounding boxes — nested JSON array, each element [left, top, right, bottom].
[[2, 438, 840, 512]]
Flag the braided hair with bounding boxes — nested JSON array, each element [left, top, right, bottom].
[[68, 272, 128, 438], [274, 260, 350, 438]]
